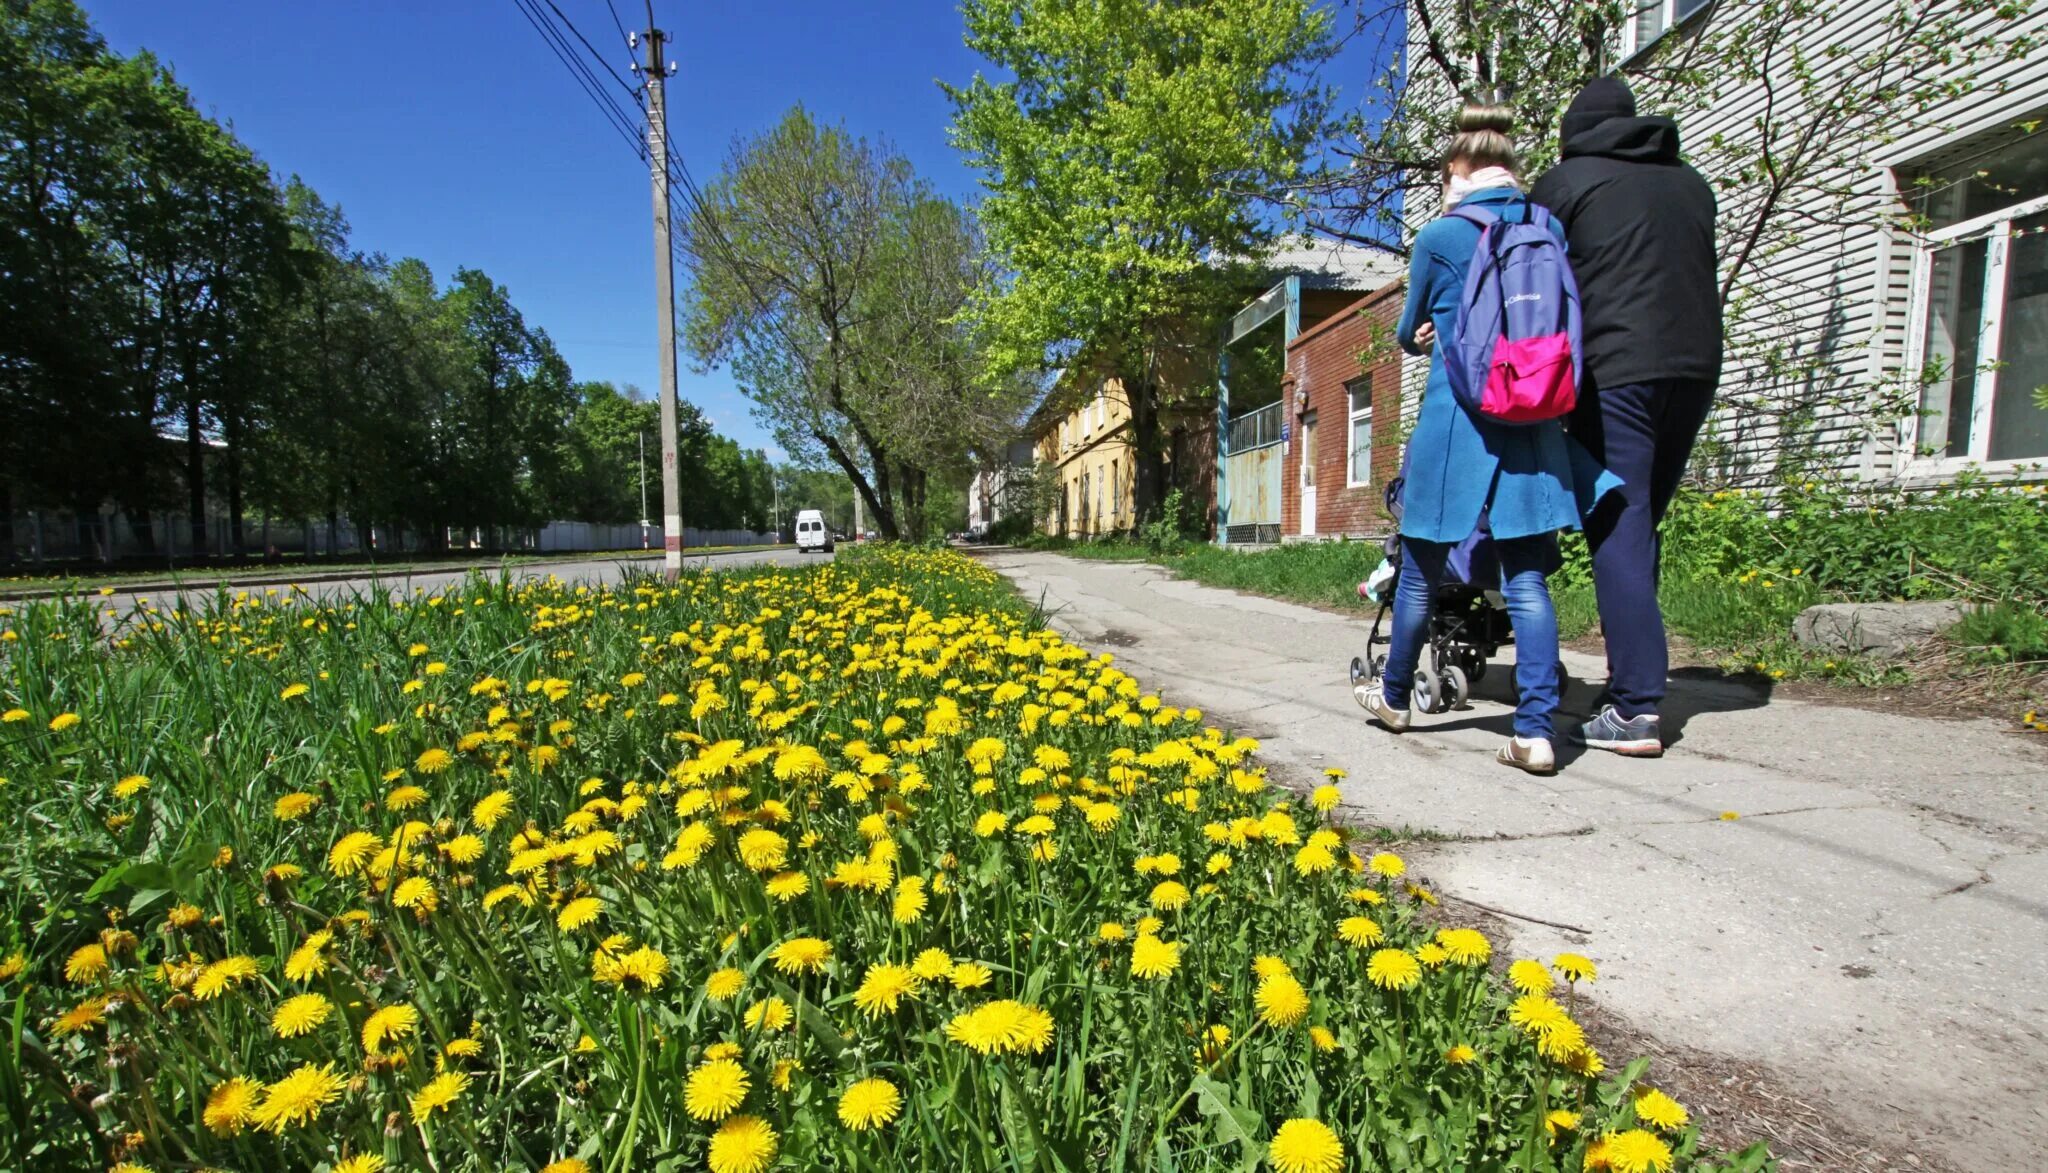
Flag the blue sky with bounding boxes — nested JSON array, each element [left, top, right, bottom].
[[87, 1, 1385, 460]]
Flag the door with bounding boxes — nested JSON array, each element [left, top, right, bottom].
[[1298, 411, 1317, 536]]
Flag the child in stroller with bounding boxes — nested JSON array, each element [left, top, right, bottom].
[[1350, 477, 1514, 714]]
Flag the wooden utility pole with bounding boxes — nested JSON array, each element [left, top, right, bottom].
[[638, 22, 685, 577]]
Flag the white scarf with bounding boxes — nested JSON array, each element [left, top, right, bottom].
[[1446, 165, 1522, 207]]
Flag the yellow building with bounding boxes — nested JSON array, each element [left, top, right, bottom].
[[1032, 375, 1137, 538]]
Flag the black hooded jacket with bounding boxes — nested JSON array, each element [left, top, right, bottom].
[[1529, 116, 1722, 389]]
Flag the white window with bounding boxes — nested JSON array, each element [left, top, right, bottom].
[[1620, 0, 1710, 58], [1346, 376, 1373, 486], [1902, 123, 2048, 471]]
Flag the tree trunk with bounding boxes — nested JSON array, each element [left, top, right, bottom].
[[224, 411, 247, 561], [813, 430, 901, 541], [183, 365, 207, 554]]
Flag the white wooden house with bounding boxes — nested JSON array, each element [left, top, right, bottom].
[[1400, 0, 2048, 485]]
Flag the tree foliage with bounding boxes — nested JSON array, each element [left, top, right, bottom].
[[1298, 0, 2037, 480], [680, 107, 1025, 541], [946, 0, 1334, 524], [0, 0, 766, 562]]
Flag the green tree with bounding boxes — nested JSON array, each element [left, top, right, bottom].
[[946, 0, 1333, 525]]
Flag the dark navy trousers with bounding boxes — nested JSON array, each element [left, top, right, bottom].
[[1569, 379, 1716, 719]]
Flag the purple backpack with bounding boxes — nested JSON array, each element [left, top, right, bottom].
[[1444, 201, 1582, 425]]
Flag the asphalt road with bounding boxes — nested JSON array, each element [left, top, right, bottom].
[[81, 545, 827, 612]]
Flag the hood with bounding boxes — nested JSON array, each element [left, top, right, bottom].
[[1561, 115, 1682, 163]]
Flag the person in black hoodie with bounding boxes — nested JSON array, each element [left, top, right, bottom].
[[1530, 77, 1719, 758]]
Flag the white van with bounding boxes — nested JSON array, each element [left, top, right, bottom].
[[794, 509, 833, 554]]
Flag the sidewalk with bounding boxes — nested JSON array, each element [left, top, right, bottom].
[[986, 550, 2048, 1171]]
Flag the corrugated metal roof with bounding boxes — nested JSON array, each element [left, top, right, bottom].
[[1250, 235, 1407, 291]]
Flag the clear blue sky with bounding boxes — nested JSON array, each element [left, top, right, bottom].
[[86, 1, 1384, 461]]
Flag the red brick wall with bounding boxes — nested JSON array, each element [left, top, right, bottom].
[[1280, 281, 1406, 538]]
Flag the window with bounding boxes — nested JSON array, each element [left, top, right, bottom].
[[1346, 377, 1373, 486], [1110, 459, 1121, 521], [1621, 0, 1710, 58], [1904, 124, 2048, 468]]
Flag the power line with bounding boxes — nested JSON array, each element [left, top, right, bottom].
[[510, 0, 644, 159]]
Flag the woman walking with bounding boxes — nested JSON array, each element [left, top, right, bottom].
[[1356, 104, 1613, 775]]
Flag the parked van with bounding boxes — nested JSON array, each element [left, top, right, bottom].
[[794, 510, 833, 554]]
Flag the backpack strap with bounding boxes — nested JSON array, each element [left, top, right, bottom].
[[1445, 203, 1499, 229]]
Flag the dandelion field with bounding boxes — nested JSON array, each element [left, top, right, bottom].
[[0, 548, 1774, 1173]]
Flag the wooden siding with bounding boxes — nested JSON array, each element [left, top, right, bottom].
[[1397, 0, 2048, 483]]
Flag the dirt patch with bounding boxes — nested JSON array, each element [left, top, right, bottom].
[[1097, 627, 1142, 647]]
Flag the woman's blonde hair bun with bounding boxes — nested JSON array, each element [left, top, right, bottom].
[[1445, 102, 1518, 175]]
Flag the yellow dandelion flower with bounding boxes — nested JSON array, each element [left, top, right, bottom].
[[203, 1076, 262, 1136], [1365, 949, 1421, 992], [407, 1070, 469, 1124], [272, 993, 332, 1038], [1553, 952, 1598, 983], [1435, 927, 1490, 966], [556, 896, 603, 931], [1255, 972, 1311, 1027], [852, 963, 920, 1017], [250, 1062, 346, 1132], [837, 1077, 903, 1131], [1268, 1117, 1344, 1173], [361, 1003, 420, 1054], [114, 774, 151, 799], [65, 943, 109, 984], [1632, 1087, 1689, 1132], [707, 1114, 778, 1173], [1508, 959, 1554, 995], [706, 967, 746, 1001], [1336, 916, 1382, 948], [192, 955, 260, 1000], [1130, 934, 1183, 980], [472, 789, 514, 829], [684, 1057, 750, 1121], [770, 936, 831, 975], [414, 747, 454, 774]]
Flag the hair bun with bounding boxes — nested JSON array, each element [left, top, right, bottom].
[[1453, 103, 1515, 136]]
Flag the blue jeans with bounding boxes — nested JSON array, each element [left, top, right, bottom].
[[1381, 534, 1562, 740], [1570, 379, 1716, 718]]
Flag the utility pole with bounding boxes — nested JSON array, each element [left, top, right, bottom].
[[852, 477, 865, 542], [638, 430, 650, 550], [635, 22, 685, 578]]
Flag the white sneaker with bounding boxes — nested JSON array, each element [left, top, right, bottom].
[[1496, 736, 1556, 775], [1355, 684, 1411, 732]]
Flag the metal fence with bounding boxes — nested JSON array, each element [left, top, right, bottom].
[[1225, 401, 1283, 453]]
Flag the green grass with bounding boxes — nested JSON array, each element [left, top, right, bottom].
[[1061, 538, 1388, 611]]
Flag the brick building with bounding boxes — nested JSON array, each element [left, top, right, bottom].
[[1278, 279, 1407, 540]]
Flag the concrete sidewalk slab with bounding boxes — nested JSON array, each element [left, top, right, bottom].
[[986, 550, 2048, 1170]]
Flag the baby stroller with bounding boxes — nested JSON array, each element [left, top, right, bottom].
[[1349, 477, 1514, 714]]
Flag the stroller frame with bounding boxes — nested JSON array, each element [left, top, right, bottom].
[[1349, 481, 1516, 715]]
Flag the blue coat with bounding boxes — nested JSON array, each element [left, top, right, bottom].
[[1395, 186, 1617, 543]]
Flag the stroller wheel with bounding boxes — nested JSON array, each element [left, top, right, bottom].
[[1442, 664, 1470, 710], [1349, 656, 1369, 686], [1413, 669, 1439, 714], [1461, 651, 1487, 683]]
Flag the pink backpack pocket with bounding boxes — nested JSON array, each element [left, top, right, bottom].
[[1481, 332, 1578, 424]]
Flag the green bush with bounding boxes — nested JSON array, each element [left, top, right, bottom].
[[1655, 478, 2047, 605], [1951, 602, 2048, 664]]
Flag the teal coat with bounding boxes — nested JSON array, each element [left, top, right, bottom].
[[1395, 186, 1618, 543]]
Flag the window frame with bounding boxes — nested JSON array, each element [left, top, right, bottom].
[[1899, 188, 2048, 477], [1619, 0, 1712, 61], [1344, 376, 1374, 488]]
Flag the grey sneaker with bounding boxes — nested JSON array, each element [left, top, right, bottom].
[[1354, 684, 1410, 732], [1576, 705, 1663, 757], [1496, 737, 1557, 775]]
